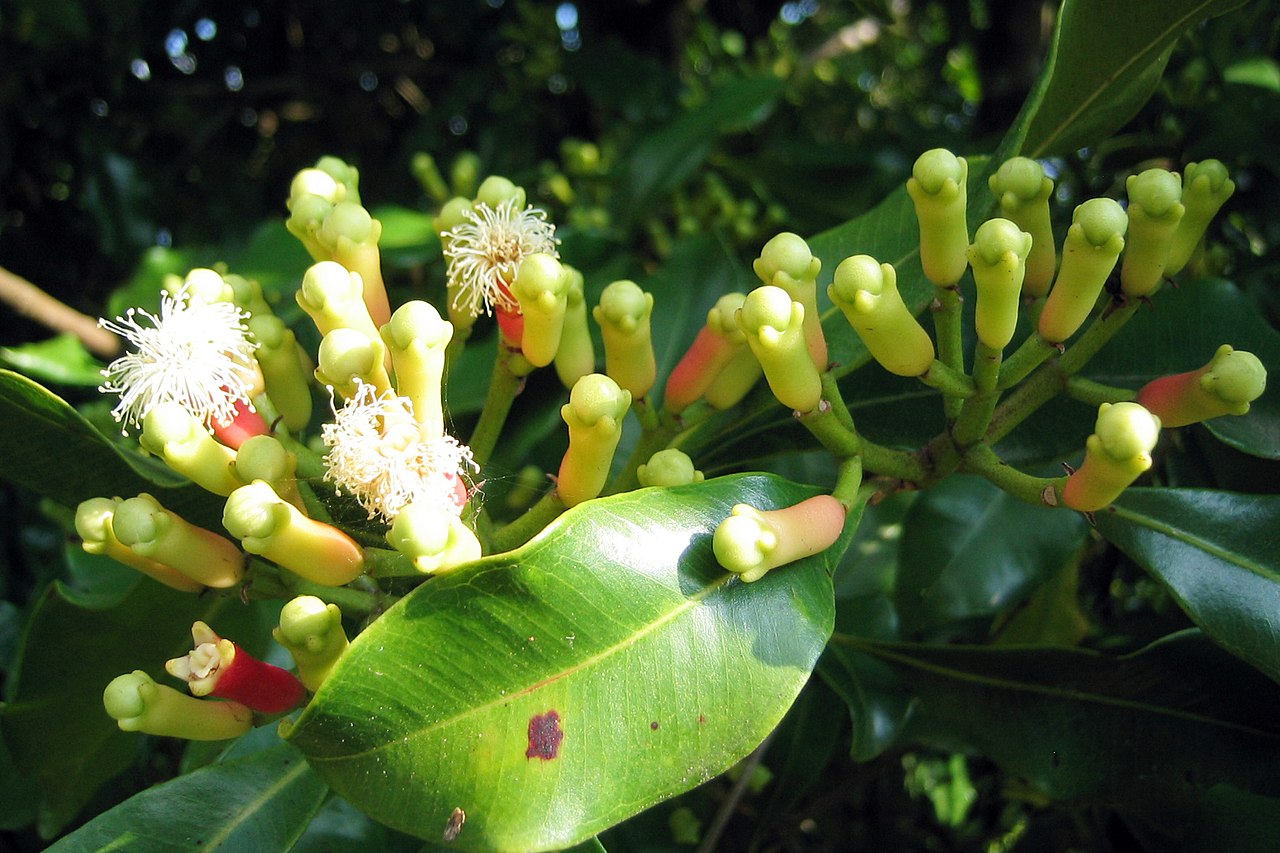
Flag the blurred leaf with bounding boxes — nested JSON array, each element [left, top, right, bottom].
[[613, 76, 784, 226], [0, 581, 270, 837], [372, 204, 438, 249], [286, 474, 847, 851], [840, 630, 1280, 840], [1095, 488, 1280, 684], [990, 556, 1091, 647], [45, 743, 328, 852], [224, 218, 312, 303], [817, 646, 912, 763], [1011, 0, 1250, 158], [0, 334, 105, 387], [0, 370, 224, 525], [0, 711, 38, 831], [1224, 56, 1280, 91], [291, 794, 426, 853], [895, 475, 1088, 640]]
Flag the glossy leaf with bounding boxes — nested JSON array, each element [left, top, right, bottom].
[[0, 334, 105, 387], [0, 581, 269, 836], [1013, 0, 1250, 158], [0, 370, 223, 525], [45, 743, 328, 852], [1095, 488, 1280, 684], [895, 475, 1088, 640], [836, 630, 1280, 841], [286, 474, 848, 851]]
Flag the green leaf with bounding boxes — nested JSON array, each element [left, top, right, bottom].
[[0, 370, 224, 525], [1095, 488, 1280, 684], [895, 475, 1088, 639], [0, 334, 105, 387], [1011, 0, 1250, 158], [286, 474, 846, 851], [1224, 56, 1280, 92], [44, 743, 328, 852], [613, 75, 783, 226], [836, 630, 1280, 839], [0, 582, 271, 836]]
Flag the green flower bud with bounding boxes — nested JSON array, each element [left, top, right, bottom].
[[475, 175, 524, 209], [702, 346, 763, 410], [1062, 402, 1161, 512], [380, 300, 452, 437], [104, 671, 253, 740], [224, 274, 272, 319], [113, 493, 244, 588], [637, 448, 704, 487], [297, 261, 383, 344], [753, 233, 827, 370], [290, 168, 345, 206], [234, 435, 305, 511], [554, 265, 595, 389], [1038, 198, 1128, 343], [411, 151, 451, 203], [1136, 344, 1267, 427], [385, 501, 483, 575], [712, 495, 845, 583], [140, 402, 243, 495], [511, 253, 570, 368], [182, 268, 236, 306], [907, 149, 970, 287], [1166, 160, 1235, 276], [593, 280, 657, 399], [558, 374, 631, 506], [1120, 168, 1185, 298], [450, 151, 481, 198], [76, 497, 205, 592], [829, 256, 935, 376], [988, 157, 1056, 296], [314, 155, 361, 204], [737, 286, 822, 412], [315, 328, 391, 399], [248, 314, 313, 433], [968, 218, 1033, 350], [665, 292, 749, 414], [273, 596, 350, 692], [224, 481, 365, 586]]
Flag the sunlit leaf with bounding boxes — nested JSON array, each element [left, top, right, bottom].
[[287, 474, 850, 851]]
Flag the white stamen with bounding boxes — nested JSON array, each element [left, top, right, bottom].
[[442, 198, 558, 319], [321, 383, 475, 521], [98, 285, 258, 432]]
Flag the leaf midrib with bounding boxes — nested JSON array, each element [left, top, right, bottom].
[[1109, 502, 1280, 583]]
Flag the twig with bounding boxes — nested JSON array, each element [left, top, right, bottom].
[[0, 266, 120, 358], [696, 729, 777, 853]]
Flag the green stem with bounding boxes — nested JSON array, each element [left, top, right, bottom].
[[469, 347, 524, 467], [1066, 376, 1136, 408], [490, 490, 567, 552], [997, 334, 1056, 390], [831, 456, 864, 510], [961, 444, 1065, 507], [798, 400, 860, 458], [248, 558, 385, 615], [863, 440, 931, 483], [952, 343, 1003, 448], [932, 285, 965, 421], [918, 358, 976, 398], [821, 371, 856, 432]]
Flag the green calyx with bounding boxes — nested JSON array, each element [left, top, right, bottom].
[[297, 261, 382, 343], [273, 596, 350, 692], [381, 300, 452, 436], [968, 218, 1032, 350], [558, 373, 631, 506], [140, 402, 243, 496], [738, 285, 822, 412], [753, 233, 826, 369], [316, 328, 391, 399], [554, 265, 595, 389], [907, 148, 969, 287], [75, 497, 206, 592], [1200, 345, 1266, 405], [511, 253, 570, 368], [248, 314, 313, 433], [1038, 197, 1127, 343], [104, 670, 253, 740], [1120, 168, 1185, 298], [1166, 159, 1235, 276], [113, 493, 244, 588], [637, 448, 705, 488], [385, 502, 482, 575], [594, 280, 657, 400], [712, 495, 846, 583], [224, 481, 365, 586], [1062, 402, 1161, 512], [829, 255, 935, 377]]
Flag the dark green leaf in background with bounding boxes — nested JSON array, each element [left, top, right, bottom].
[[1096, 488, 1280, 684], [45, 743, 328, 853], [287, 474, 848, 851], [0, 334, 105, 387]]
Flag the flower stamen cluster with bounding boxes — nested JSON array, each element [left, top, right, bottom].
[[442, 196, 559, 320]]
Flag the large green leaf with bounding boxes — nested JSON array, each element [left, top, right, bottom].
[[286, 474, 848, 851], [0, 370, 223, 525], [1095, 488, 1280, 684], [895, 475, 1088, 640], [45, 743, 328, 852], [834, 630, 1280, 843], [0, 582, 270, 836], [1012, 0, 1250, 158], [0, 334, 105, 387]]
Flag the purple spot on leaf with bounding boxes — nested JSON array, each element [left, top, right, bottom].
[[526, 710, 563, 760]]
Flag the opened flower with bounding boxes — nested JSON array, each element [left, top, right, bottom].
[[441, 193, 558, 321], [321, 382, 475, 521], [98, 283, 259, 433], [166, 620, 306, 714]]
